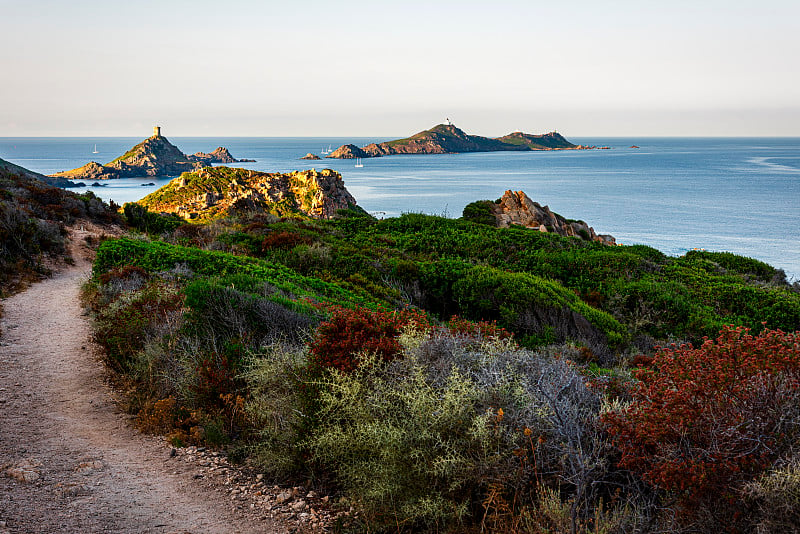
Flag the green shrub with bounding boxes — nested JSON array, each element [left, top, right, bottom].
[[304, 331, 613, 532], [92, 279, 183, 371], [122, 202, 183, 234], [461, 200, 497, 226], [244, 343, 311, 477]]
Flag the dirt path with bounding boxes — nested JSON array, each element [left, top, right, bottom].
[[0, 226, 288, 534]]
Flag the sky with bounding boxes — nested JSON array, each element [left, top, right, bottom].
[[2, 0, 799, 137]]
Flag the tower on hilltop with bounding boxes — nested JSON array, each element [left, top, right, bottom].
[[153, 126, 161, 137]]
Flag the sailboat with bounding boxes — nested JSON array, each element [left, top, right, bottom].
[[321, 146, 328, 155], [354, 157, 364, 168], [92, 144, 99, 154]]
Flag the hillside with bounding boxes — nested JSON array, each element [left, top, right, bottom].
[[136, 166, 362, 221], [0, 158, 119, 294], [0, 157, 82, 188], [50, 130, 254, 180], [86, 199, 800, 533], [327, 123, 582, 159]]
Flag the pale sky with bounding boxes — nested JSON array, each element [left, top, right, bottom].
[[2, 0, 799, 136]]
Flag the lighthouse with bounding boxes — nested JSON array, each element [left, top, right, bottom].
[[153, 126, 161, 137]]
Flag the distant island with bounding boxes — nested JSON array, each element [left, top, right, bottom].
[[325, 123, 600, 159], [50, 127, 255, 181]]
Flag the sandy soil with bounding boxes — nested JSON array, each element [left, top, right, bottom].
[[0, 225, 287, 534]]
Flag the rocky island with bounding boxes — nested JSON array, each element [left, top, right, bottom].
[[136, 166, 362, 221], [464, 190, 616, 245], [326, 123, 595, 159], [50, 127, 255, 181]]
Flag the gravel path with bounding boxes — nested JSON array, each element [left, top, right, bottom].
[[0, 226, 287, 534]]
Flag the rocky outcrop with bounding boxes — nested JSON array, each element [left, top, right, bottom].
[[327, 123, 588, 159], [188, 147, 254, 164], [491, 190, 616, 245], [138, 167, 362, 221], [50, 131, 254, 180], [300, 153, 322, 160], [327, 144, 369, 159]]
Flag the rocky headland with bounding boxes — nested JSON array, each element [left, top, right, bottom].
[[326, 123, 595, 159], [0, 157, 84, 188], [465, 190, 616, 245], [137, 166, 362, 221], [300, 153, 322, 160], [50, 129, 254, 181]]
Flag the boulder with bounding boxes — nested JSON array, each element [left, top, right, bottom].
[[491, 190, 615, 244]]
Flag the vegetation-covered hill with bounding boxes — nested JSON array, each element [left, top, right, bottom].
[[85, 193, 800, 533], [327, 123, 583, 159], [135, 166, 362, 222], [0, 158, 119, 312]]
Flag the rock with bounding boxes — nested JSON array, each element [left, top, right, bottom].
[[291, 499, 306, 512], [300, 153, 321, 160], [326, 144, 368, 159], [489, 190, 615, 244], [188, 147, 252, 165], [275, 491, 293, 504], [5, 458, 42, 483]]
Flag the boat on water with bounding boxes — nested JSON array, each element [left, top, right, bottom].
[[321, 146, 328, 155], [92, 144, 99, 154], [354, 157, 363, 168]]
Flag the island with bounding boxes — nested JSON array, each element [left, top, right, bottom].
[[49, 127, 255, 180], [325, 123, 599, 159]]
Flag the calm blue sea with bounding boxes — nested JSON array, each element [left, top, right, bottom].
[[1, 136, 798, 280]]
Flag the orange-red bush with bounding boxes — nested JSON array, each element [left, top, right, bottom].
[[603, 326, 800, 508], [309, 305, 429, 372]]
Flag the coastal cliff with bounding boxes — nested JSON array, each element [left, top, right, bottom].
[[326, 124, 585, 159], [50, 131, 254, 180], [137, 166, 362, 221], [464, 190, 616, 245]]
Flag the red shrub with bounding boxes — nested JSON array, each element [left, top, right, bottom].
[[446, 315, 512, 340], [261, 231, 311, 251], [98, 264, 150, 285], [309, 305, 429, 372], [603, 326, 800, 508]]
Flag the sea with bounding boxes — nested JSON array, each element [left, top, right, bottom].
[[1, 136, 798, 280]]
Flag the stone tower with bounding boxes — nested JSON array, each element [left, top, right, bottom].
[[153, 126, 161, 137]]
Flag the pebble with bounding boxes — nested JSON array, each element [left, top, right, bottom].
[[169, 445, 338, 531]]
